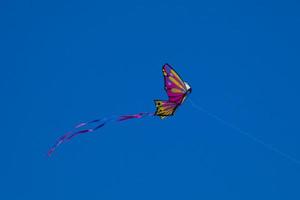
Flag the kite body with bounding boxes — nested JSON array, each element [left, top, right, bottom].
[[48, 64, 191, 156], [154, 64, 192, 119]]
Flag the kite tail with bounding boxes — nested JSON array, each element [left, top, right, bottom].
[[47, 112, 154, 156]]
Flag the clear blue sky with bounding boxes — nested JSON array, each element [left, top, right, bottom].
[[1, 0, 300, 199]]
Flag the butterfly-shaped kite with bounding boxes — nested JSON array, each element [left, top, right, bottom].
[[48, 64, 191, 156], [155, 64, 192, 118]]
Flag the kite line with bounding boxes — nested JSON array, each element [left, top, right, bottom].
[[188, 98, 300, 166]]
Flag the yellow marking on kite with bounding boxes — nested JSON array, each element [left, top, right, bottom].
[[169, 76, 185, 90], [171, 88, 184, 94], [163, 69, 167, 76], [170, 70, 184, 85]]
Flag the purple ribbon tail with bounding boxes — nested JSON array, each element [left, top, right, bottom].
[[47, 112, 154, 156]]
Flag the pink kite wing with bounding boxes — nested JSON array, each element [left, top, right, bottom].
[[162, 64, 188, 104]]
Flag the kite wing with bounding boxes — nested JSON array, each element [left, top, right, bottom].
[[154, 64, 191, 119], [162, 64, 188, 104], [154, 100, 178, 119]]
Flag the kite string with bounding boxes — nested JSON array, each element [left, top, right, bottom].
[[188, 98, 300, 166]]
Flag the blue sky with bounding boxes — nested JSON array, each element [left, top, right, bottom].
[[1, 0, 300, 199]]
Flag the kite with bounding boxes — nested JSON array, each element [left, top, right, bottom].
[[47, 64, 192, 156]]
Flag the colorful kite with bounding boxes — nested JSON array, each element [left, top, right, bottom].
[[48, 64, 192, 156]]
